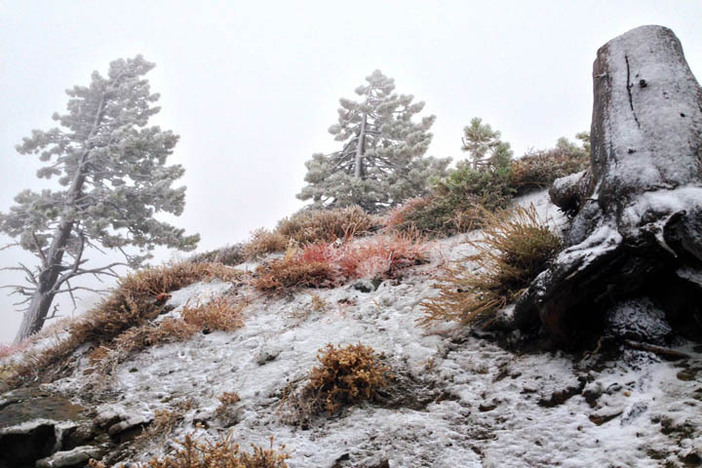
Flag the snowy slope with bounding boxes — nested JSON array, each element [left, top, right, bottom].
[[5, 191, 702, 467]]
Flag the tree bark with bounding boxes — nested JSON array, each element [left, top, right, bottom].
[[354, 114, 367, 179], [512, 25, 702, 342]]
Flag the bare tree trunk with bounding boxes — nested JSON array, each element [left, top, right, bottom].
[[14, 221, 74, 343], [354, 114, 367, 179]]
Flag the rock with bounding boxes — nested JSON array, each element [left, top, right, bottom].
[[36, 445, 105, 468], [513, 25, 702, 341], [605, 298, 672, 344], [107, 415, 152, 442], [0, 421, 59, 467]]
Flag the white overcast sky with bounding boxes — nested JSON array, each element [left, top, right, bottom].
[[1, 0, 701, 343]]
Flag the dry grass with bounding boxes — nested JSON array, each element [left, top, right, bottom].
[[243, 229, 289, 259], [277, 206, 375, 245], [88, 298, 246, 378], [253, 235, 429, 293], [89, 434, 288, 468], [420, 205, 561, 327], [215, 392, 242, 424], [304, 343, 390, 414], [190, 243, 247, 266], [253, 256, 336, 292], [181, 298, 245, 333], [6, 262, 242, 388]]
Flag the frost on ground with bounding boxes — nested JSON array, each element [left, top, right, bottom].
[[6, 191, 701, 467]]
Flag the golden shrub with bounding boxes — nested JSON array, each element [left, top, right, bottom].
[[421, 205, 561, 327], [305, 343, 390, 414], [243, 229, 289, 259], [277, 206, 375, 245]]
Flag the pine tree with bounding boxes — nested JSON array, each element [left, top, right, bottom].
[[297, 70, 449, 213], [461, 117, 511, 171], [1, 56, 199, 343]]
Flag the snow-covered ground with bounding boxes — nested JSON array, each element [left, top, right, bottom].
[[6, 191, 702, 467]]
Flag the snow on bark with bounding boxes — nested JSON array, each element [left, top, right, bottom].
[[513, 25, 702, 341]]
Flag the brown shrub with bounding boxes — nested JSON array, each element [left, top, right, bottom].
[[277, 206, 375, 245], [420, 205, 561, 327], [304, 343, 390, 414], [7, 262, 241, 388], [253, 257, 336, 292], [190, 243, 247, 266], [89, 434, 288, 468], [181, 298, 245, 333], [243, 228, 289, 259]]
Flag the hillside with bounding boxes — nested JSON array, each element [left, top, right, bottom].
[[1, 190, 701, 468]]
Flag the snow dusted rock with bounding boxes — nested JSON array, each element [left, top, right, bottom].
[[36, 445, 105, 468], [514, 25, 702, 341]]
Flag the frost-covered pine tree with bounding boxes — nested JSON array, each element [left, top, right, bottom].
[[461, 117, 511, 171], [0, 56, 199, 343], [297, 70, 449, 213]]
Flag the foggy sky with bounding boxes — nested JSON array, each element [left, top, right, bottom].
[[2, 1, 701, 343]]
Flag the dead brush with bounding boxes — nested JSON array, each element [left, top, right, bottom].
[[181, 298, 246, 333], [88, 299, 246, 378], [338, 234, 429, 280], [243, 228, 289, 259], [253, 256, 336, 292], [420, 205, 561, 327], [303, 343, 390, 415], [90, 434, 290, 468], [276, 206, 375, 245], [7, 262, 242, 389]]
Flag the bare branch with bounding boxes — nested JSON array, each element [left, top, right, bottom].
[[1, 242, 21, 251]]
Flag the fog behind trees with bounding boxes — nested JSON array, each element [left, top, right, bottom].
[[1, 1, 701, 343]]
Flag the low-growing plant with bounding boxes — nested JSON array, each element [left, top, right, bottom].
[[420, 205, 561, 327], [253, 256, 336, 292], [89, 434, 288, 468], [304, 343, 390, 414], [190, 243, 247, 266], [253, 235, 428, 293], [181, 298, 245, 333], [276, 206, 375, 245], [243, 228, 289, 259], [338, 234, 429, 280], [391, 166, 514, 236], [510, 143, 589, 196], [7, 262, 241, 388]]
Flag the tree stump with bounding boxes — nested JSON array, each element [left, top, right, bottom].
[[513, 25, 702, 342]]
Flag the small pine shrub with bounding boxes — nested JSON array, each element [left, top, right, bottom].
[[305, 343, 390, 414], [393, 166, 514, 236], [277, 206, 375, 245], [420, 205, 561, 327], [243, 228, 289, 259], [510, 146, 589, 196]]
